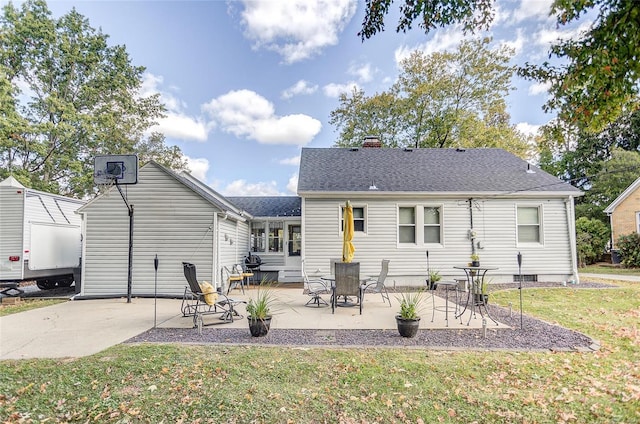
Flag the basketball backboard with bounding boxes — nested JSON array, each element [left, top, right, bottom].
[[94, 154, 138, 185]]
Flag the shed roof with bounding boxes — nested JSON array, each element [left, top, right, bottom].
[[297, 147, 583, 196], [227, 196, 301, 217]]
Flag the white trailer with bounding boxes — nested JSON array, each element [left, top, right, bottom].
[[0, 176, 85, 292]]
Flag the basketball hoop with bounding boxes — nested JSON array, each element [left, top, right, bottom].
[[96, 176, 117, 197]]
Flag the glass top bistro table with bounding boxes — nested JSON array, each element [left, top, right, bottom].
[[453, 265, 499, 326]]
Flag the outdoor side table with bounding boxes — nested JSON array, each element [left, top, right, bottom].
[[453, 266, 499, 326]]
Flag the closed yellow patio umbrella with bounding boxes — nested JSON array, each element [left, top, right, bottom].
[[342, 200, 355, 262]]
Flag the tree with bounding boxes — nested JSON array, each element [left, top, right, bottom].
[[358, 0, 494, 41], [0, 0, 186, 198], [574, 148, 640, 222], [359, 0, 640, 133], [329, 38, 530, 156], [575, 216, 609, 267]]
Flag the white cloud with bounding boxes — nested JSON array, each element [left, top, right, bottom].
[[528, 81, 551, 96], [222, 179, 281, 196], [323, 82, 360, 98], [534, 21, 592, 48], [287, 173, 298, 194], [203, 89, 321, 145], [240, 0, 357, 64], [395, 27, 465, 63], [141, 72, 210, 142], [348, 62, 375, 83], [516, 122, 541, 137], [185, 156, 210, 181], [153, 114, 209, 141], [499, 28, 525, 56], [281, 80, 318, 99], [279, 155, 301, 166], [512, 0, 554, 23]]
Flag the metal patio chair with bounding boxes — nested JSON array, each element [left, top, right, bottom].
[[181, 262, 244, 330], [361, 259, 391, 307], [332, 262, 362, 314], [302, 259, 331, 307]]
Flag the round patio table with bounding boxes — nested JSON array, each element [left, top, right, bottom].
[[453, 265, 499, 326]]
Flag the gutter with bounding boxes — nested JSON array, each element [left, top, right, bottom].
[[566, 196, 580, 284]]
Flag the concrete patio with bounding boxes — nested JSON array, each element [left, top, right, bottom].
[[1, 287, 508, 359]]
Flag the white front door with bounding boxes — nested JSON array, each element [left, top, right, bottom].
[[285, 223, 302, 270]]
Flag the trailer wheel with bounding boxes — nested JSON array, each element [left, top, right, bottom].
[[36, 279, 57, 290], [56, 277, 74, 287]]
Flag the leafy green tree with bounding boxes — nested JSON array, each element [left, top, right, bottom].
[[359, 0, 640, 133], [0, 0, 186, 198], [574, 148, 640, 222], [575, 216, 609, 267], [358, 0, 494, 41], [330, 38, 530, 155]]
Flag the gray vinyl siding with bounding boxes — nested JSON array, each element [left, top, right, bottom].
[[302, 197, 574, 284], [81, 164, 222, 297], [0, 186, 25, 281]]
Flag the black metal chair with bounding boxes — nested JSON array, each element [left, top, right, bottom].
[[181, 262, 244, 330], [361, 259, 391, 306]]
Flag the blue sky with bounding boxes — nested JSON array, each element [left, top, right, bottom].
[[15, 0, 593, 196]]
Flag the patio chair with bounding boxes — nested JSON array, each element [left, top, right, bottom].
[[302, 259, 331, 307], [361, 259, 391, 307], [332, 262, 362, 314], [223, 265, 245, 294], [180, 262, 245, 330]]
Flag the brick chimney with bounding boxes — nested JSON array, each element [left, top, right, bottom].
[[362, 136, 382, 148]]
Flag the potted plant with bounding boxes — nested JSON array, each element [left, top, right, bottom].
[[473, 278, 489, 305], [470, 253, 480, 267], [395, 291, 425, 338], [427, 269, 441, 290], [246, 284, 276, 337]]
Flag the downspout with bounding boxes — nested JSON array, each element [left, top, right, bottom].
[[566, 196, 580, 284], [213, 213, 220, 291], [468, 198, 476, 255]]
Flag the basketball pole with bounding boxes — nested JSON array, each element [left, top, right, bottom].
[[154, 254, 158, 328], [115, 180, 134, 303]]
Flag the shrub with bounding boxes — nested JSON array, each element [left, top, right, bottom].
[[576, 217, 609, 266], [617, 233, 640, 268]]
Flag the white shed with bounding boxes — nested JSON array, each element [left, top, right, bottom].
[[77, 161, 251, 298]]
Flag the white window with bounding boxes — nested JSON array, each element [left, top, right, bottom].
[[341, 206, 366, 232], [636, 211, 640, 233], [423, 206, 442, 243], [399, 207, 416, 243], [268, 221, 284, 252], [517, 206, 541, 243], [250, 222, 266, 252]]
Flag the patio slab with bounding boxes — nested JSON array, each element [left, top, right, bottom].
[[1, 288, 507, 359]]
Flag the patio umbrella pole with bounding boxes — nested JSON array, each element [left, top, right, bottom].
[[154, 254, 158, 328], [517, 252, 523, 329]]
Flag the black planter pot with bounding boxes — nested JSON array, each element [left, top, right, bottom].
[[471, 260, 480, 267], [248, 316, 272, 337], [396, 315, 421, 338], [473, 293, 488, 305]]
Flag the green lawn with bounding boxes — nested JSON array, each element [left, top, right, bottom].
[[0, 299, 66, 317], [1, 281, 639, 423], [579, 264, 640, 276]]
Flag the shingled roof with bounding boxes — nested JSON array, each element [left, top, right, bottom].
[[298, 147, 582, 195], [227, 196, 301, 217]]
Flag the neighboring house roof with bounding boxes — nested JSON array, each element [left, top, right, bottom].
[[227, 196, 301, 217], [0, 176, 25, 188], [604, 176, 640, 214], [298, 147, 583, 196]]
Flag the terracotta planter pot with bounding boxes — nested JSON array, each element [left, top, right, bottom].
[[395, 315, 420, 338], [248, 316, 272, 337]]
